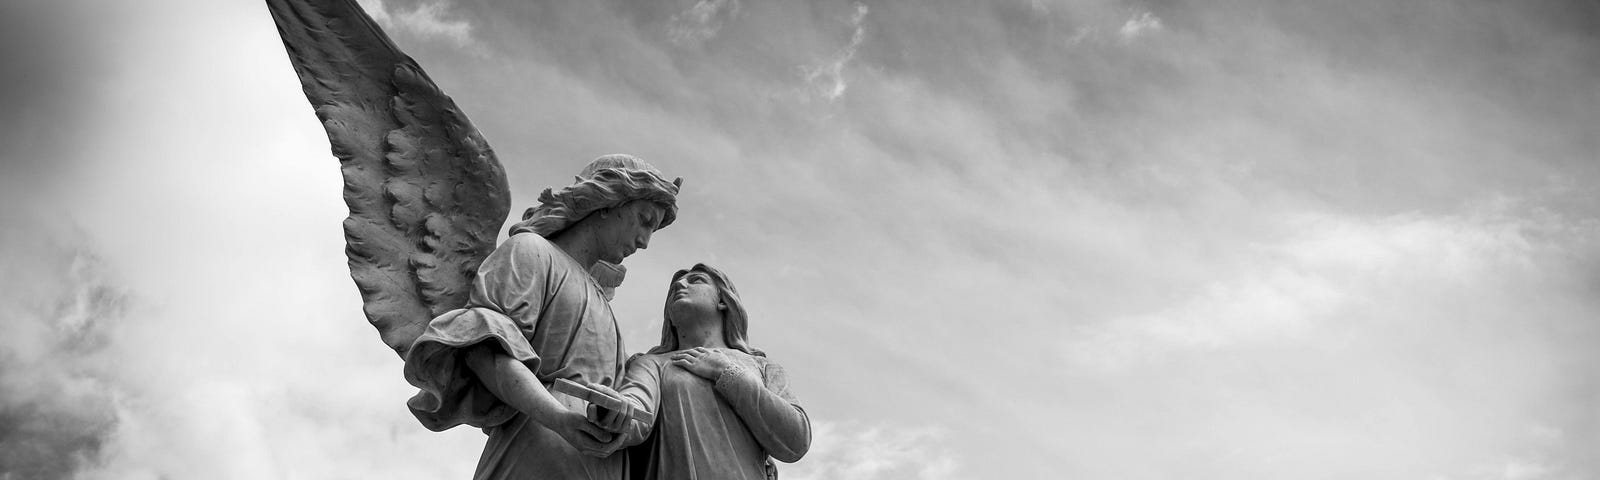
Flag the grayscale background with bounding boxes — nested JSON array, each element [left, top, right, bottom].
[[1, 0, 1597, 478]]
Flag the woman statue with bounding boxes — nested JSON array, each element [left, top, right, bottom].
[[591, 264, 811, 480]]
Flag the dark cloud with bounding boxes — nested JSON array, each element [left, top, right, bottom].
[[0, 217, 127, 479], [0, 3, 132, 475]]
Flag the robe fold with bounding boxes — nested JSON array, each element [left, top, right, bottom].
[[403, 233, 628, 480], [616, 350, 811, 480]]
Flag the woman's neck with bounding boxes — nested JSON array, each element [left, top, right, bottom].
[[675, 316, 729, 350]]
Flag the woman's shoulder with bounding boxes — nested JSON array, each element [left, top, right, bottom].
[[746, 353, 793, 376], [726, 349, 777, 371], [628, 351, 673, 366]]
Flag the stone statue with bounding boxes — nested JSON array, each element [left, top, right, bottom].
[[589, 264, 812, 480], [404, 155, 678, 479], [265, 1, 680, 478]]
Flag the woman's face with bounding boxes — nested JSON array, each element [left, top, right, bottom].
[[666, 270, 722, 326]]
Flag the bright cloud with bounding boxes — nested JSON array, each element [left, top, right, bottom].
[[1064, 206, 1558, 370], [783, 421, 956, 480], [358, 0, 476, 49], [1119, 11, 1163, 40], [803, 2, 868, 102], [668, 0, 741, 45]]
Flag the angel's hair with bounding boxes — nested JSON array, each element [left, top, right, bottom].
[[647, 264, 765, 357], [508, 155, 681, 238]]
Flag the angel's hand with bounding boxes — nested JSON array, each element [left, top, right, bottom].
[[584, 383, 635, 433], [550, 410, 621, 457], [670, 347, 733, 381]]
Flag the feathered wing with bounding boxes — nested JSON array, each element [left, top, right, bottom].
[[267, 0, 511, 357]]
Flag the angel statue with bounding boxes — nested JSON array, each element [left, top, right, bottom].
[[266, 0, 680, 478]]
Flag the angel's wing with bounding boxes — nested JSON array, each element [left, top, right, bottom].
[[267, 0, 510, 357]]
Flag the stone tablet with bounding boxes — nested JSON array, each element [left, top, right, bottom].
[[552, 378, 656, 425]]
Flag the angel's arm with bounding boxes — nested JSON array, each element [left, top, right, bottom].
[[452, 238, 627, 456], [463, 345, 621, 456]]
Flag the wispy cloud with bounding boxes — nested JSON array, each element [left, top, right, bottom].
[[1063, 205, 1561, 370], [784, 421, 956, 480], [1118, 11, 1162, 40], [803, 2, 868, 102], [357, 0, 476, 49], [668, 0, 741, 46]]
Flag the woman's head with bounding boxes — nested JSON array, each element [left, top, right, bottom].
[[650, 264, 763, 356]]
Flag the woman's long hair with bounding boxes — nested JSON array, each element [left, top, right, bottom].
[[646, 264, 764, 356]]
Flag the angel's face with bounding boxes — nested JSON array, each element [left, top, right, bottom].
[[595, 200, 668, 264]]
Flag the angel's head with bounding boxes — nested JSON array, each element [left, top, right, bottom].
[[508, 154, 682, 263]]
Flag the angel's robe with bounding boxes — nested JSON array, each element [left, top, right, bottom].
[[616, 350, 811, 480], [404, 232, 628, 480]]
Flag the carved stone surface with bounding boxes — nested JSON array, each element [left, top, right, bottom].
[[266, 0, 509, 357], [268, 1, 807, 479], [553, 379, 655, 425], [608, 264, 812, 480]]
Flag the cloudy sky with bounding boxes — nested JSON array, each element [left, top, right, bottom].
[[2, 0, 1598, 478]]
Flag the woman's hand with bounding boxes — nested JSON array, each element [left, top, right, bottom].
[[670, 347, 733, 381], [584, 383, 635, 433]]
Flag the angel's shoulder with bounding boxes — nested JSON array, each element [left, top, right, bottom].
[[496, 233, 559, 260]]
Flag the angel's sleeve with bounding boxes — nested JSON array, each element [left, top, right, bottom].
[[714, 358, 812, 462], [402, 234, 551, 431]]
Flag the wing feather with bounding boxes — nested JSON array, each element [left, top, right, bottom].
[[268, 0, 511, 357]]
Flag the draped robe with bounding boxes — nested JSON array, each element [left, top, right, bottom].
[[616, 350, 811, 480], [404, 233, 628, 480]]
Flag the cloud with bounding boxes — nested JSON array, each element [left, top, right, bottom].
[[1062, 205, 1558, 370], [1042, 198, 1600, 478], [357, 0, 476, 49], [1118, 11, 1162, 40], [803, 2, 869, 102], [668, 0, 741, 45], [0, 215, 127, 479], [0, 2, 487, 478], [1496, 457, 1556, 480], [782, 421, 956, 480]]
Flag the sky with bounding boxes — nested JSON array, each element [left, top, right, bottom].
[[1, 0, 1598, 478]]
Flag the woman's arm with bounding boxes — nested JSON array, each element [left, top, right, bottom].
[[714, 360, 811, 462], [672, 348, 811, 462], [600, 355, 663, 447]]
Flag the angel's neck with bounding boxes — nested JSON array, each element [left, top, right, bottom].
[[549, 229, 601, 269]]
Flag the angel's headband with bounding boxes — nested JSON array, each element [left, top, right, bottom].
[[507, 154, 683, 238]]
